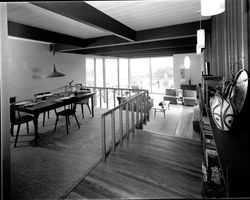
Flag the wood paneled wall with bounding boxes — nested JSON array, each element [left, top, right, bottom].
[[204, 0, 249, 79]]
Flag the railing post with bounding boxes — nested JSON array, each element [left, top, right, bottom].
[[111, 111, 115, 152], [131, 99, 135, 133], [113, 89, 116, 108], [140, 95, 143, 129], [106, 88, 109, 109], [126, 102, 129, 138], [136, 97, 139, 128], [147, 91, 150, 121], [143, 93, 147, 125], [119, 106, 123, 143], [94, 88, 97, 106], [101, 116, 106, 162], [99, 89, 102, 108]]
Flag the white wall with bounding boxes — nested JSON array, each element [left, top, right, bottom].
[[173, 53, 202, 89], [7, 39, 85, 101]]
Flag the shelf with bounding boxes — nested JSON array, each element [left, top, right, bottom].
[[205, 105, 250, 198]]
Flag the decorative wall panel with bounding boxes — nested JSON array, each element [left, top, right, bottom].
[[204, 0, 249, 79]]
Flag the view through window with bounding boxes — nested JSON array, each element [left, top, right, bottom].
[[85, 56, 174, 94]]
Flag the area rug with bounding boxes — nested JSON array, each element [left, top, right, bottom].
[[10, 107, 132, 200], [144, 104, 184, 136]]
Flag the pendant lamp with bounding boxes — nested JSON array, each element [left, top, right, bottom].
[[196, 44, 201, 54], [44, 44, 66, 78], [197, 29, 205, 48], [197, 12, 205, 48], [201, 0, 225, 16]]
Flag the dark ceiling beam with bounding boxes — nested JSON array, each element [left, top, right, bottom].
[[68, 45, 196, 57], [137, 19, 211, 41], [99, 48, 196, 58], [54, 19, 211, 51], [7, 21, 98, 47], [64, 37, 197, 54], [32, 2, 136, 41]]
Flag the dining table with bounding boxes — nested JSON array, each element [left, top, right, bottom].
[[15, 91, 95, 146]]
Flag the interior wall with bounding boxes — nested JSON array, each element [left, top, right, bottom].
[[173, 53, 202, 89], [7, 39, 85, 101], [1, 3, 10, 199]]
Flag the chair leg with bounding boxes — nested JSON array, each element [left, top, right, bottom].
[[87, 102, 91, 114], [10, 124, 14, 136], [81, 104, 84, 118], [54, 115, 59, 132], [68, 116, 70, 125], [74, 114, 80, 129], [43, 112, 46, 127], [65, 116, 69, 135], [14, 124, 21, 147], [47, 111, 50, 119], [26, 122, 29, 134]]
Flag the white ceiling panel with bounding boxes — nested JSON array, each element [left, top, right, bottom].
[[7, 2, 111, 39], [86, 0, 210, 31]]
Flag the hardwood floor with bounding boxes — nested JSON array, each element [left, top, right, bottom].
[[65, 130, 203, 199]]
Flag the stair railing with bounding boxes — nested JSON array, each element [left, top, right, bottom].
[[84, 86, 144, 109], [101, 90, 150, 162]]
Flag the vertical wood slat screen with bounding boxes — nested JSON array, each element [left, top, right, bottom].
[[204, 0, 249, 79]]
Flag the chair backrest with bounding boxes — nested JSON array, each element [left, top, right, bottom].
[[10, 104, 22, 123], [62, 97, 78, 112], [165, 89, 177, 96], [183, 90, 197, 98], [10, 97, 16, 103], [10, 104, 16, 123]]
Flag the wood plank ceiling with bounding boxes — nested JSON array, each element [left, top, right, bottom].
[[7, 1, 211, 58]]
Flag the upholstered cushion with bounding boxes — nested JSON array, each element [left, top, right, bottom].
[[165, 89, 177, 96]]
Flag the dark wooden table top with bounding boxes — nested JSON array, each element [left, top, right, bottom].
[[16, 92, 95, 115]]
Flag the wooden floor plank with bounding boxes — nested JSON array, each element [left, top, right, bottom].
[[66, 131, 203, 199]]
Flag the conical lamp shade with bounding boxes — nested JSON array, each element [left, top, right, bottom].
[[44, 64, 66, 78]]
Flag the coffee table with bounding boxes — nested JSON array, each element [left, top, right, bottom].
[[153, 100, 170, 118]]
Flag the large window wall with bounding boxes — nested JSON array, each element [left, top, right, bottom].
[[85, 56, 173, 94]]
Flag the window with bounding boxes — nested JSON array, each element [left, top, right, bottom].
[[96, 58, 103, 87], [105, 58, 118, 88], [119, 58, 129, 88], [85, 56, 174, 95], [151, 57, 174, 93], [130, 58, 150, 90], [86, 58, 94, 86]]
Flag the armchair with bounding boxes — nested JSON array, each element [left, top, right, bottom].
[[163, 89, 178, 104], [183, 90, 197, 106]]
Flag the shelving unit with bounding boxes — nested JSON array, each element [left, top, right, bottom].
[[200, 75, 250, 198]]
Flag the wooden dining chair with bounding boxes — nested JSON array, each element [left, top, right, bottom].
[[10, 104, 35, 147], [34, 92, 51, 126], [53, 99, 80, 135], [76, 98, 91, 119], [74, 84, 91, 118]]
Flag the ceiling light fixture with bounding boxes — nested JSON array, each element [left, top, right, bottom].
[[197, 11, 205, 48], [196, 44, 201, 54], [201, 0, 225, 16], [44, 44, 66, 78]]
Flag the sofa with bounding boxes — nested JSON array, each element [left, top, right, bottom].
[[163, 89, 178, 104], [183, 90, 197, 106]]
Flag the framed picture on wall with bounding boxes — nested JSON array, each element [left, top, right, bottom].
[[180, 65, 186, 82]]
